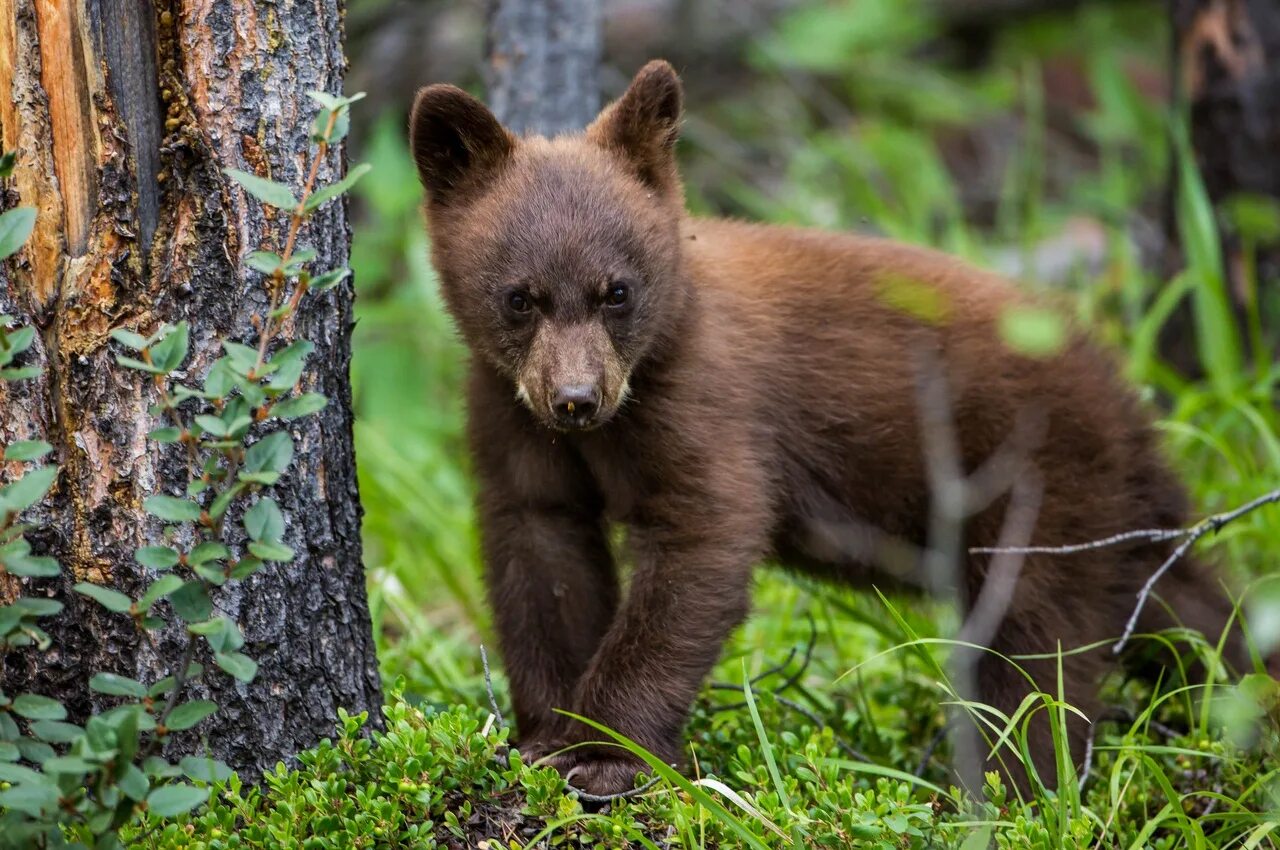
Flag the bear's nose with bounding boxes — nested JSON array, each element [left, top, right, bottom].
[[551, 384, 600, 428]]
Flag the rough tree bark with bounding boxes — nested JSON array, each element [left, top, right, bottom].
[[0, 0, 381, 778], [486, 0, 602, 135], [1164, 0, 1280, 372]]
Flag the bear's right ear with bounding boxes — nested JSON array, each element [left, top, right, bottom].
[[409, 85, 514, 204]]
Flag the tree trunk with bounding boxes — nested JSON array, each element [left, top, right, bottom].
[[0, 0, 381, 779], [1163, 0, 1280, 373], [486, 0, 602, 135]]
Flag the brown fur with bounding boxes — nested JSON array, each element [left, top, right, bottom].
[[409, 61, 1242, 795]]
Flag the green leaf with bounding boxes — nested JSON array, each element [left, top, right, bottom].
[[12, 598, 61, 617], [11, 693, 67, 721], [271, 392, 327, 420], [0, 150, 15, 178], [42, 755, 97, 776], [143, 495, 203, 523], [204, 358, 236, 398], [0, 365, 41, 381], [0, 762, 47, 785], [3, 440, 52, 462], [266, 340, 313, 391], [0, 713, 17, 741], [208, 482, 246, 519], [180, 756, 232, 784], [214, 651, 258, 683], [109, 329, 149, 350], [245, 250, 285, 274], [89, 672, 147, 698], [221, 341, 259, 374], [304, 163, 372, 212], [115, 354, 166, 374], [243, 497, 284, 543], [224, 168, 297, 209], [169, 581, 212, 623], [194, 414, 228, 437], [230, 557, 263, 580], [164, 700, 218, 732], [237, 471, 280, 486], [29, 720, 83, 744], [148, 426, 183, 443], [188, 541, 229, 566], [143, 757, 183, 781], [138, 575, 185, 612], [188, 617, 243, 652], [135, 545, 180, 570], [305, 91, 346, 111], [284, 248, 317, 271], [0, 207, 36, 260], [0, 782, 59, 817], [310, 268, 350, 291], [0, 465, 58, 514], [248, 541, 294, 562], [73, 582, 134, 614], [1, 325, 36, 360], [18, 739, 53, 765], [149, 321, 189, 372], [146, 782, 210, 817], [118, 763, 150, 801], [3, 554, 59, 578], [147, 664, 203, 699], [244, 431, 293, 474], [192, 563, 227, 586], [0, 741, 16, 761]]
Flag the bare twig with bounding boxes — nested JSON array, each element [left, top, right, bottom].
[[1078, 720, 1095, 793], [708, 613, 817, 711], [971, 487, 1280, 654], [566, 773, 663, 805], [916, 723, 953, 778], [971, 488, 1280, 557], [774, 695, 872, 762], [480, 644, 506, 730]]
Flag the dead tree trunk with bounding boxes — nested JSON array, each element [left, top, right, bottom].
[[486, 0, 602, 134], [0, 0, 381, 778], [1164, 0, 1280, 372]]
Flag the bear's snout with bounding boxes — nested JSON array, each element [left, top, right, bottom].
[[551, 384, 601, 429]]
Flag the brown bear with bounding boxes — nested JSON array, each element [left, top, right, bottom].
[[408, 60, 1241, 795]]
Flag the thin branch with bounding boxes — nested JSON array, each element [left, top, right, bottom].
[[971, 487, 1280, 557], [480, 643, 506, 731], [968, 487, 1280, 655], [916, 723, 952, 778], [566, 774, 663, 805], [707, 613, 817, 711]]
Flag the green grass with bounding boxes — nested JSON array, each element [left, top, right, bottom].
[[133, 2, 1280, 846]]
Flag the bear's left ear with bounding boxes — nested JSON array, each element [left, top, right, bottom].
[[587, 60, 683, 191]]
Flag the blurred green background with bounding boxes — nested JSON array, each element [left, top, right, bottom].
[[339, 0, 1280, 838]]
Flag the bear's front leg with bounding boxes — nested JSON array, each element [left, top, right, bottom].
[[479, 501, 619, 748], [541, 503, 768, 795]]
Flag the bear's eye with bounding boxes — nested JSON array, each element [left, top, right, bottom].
[[506, 290, 532, 314], [604, 283, 630, 308]]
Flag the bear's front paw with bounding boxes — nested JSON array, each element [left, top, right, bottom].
[[544, 750, 651, 798]]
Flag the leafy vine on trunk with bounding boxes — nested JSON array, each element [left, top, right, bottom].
[[0, 92, 368, 850]]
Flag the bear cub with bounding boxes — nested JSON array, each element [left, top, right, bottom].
[[409, 60, 1240, 795]]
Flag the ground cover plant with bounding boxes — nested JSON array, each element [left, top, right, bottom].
[[6, 0, 1279, 847], [339, 2, 1279, 846]]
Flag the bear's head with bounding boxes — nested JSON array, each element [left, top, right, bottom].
[[409, 60, 686, 432]]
